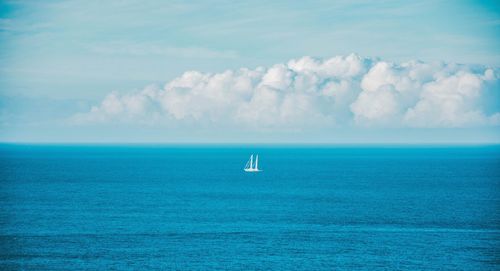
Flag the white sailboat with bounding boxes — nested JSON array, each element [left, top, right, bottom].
[[244, 154, 261, 172]]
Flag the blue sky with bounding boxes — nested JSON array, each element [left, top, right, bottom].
[[0, 0, 499, 143]]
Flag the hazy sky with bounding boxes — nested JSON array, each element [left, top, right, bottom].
[[0, 0, 499, 143]]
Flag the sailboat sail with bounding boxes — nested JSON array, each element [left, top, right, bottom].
[[244, 154, 261, 172]]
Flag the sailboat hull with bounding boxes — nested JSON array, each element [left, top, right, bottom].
[[244, 169, 261, 172]]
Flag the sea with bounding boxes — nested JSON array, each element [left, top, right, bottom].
[[0, 144, 499, 270]]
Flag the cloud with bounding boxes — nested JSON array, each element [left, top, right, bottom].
[[73, 54, 499, 129]]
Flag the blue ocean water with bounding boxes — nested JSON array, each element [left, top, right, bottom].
[[0, 144, 499, 270]]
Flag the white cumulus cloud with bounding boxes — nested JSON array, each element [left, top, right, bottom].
[[72, 54, 499, 130]]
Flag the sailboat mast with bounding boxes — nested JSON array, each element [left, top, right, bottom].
[[255, 155, 259, 170]]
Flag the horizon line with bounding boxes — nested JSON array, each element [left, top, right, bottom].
[[1, 142, 499, 147]]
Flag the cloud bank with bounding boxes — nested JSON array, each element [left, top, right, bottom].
[[73, 54, 499, 130]]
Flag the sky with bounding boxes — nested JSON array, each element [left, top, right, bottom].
[[0, 0, 499, 143]]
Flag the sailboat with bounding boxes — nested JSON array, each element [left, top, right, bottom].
[[244, 154, 261, 172]]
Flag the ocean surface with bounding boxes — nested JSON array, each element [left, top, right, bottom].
[[0, 144, 499, 270]]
